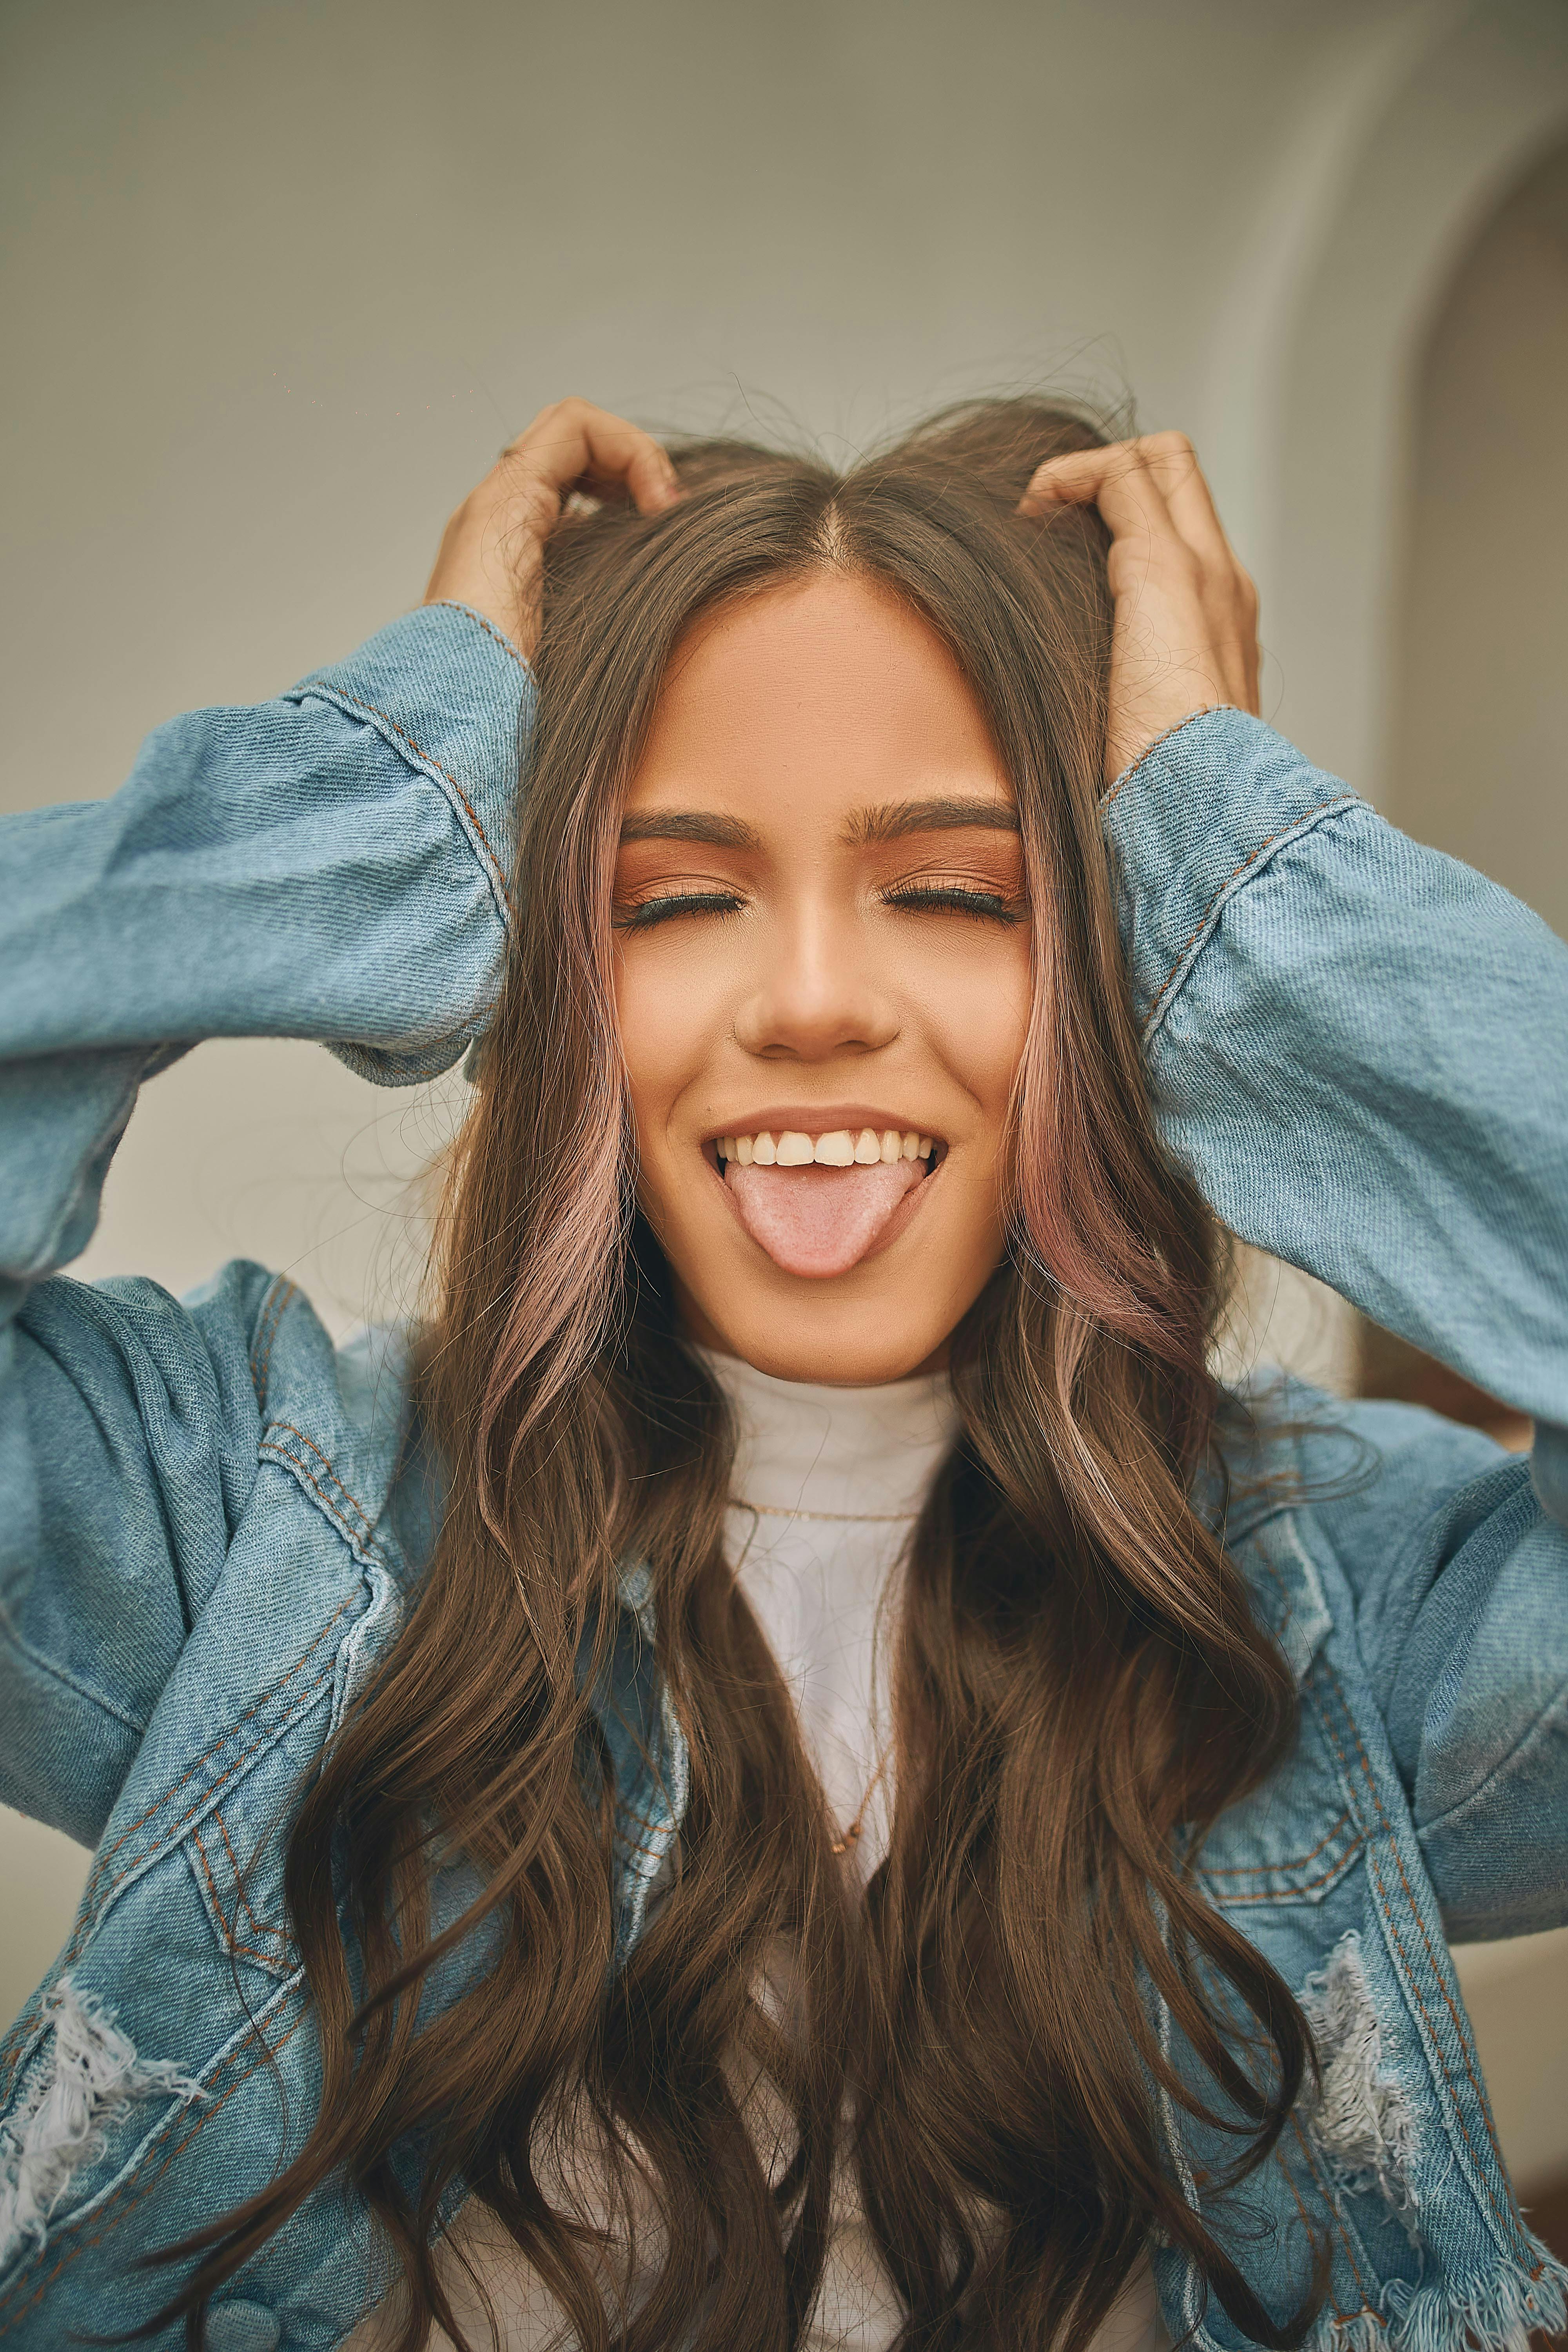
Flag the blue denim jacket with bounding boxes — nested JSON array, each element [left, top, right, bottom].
[[0, 604, 1565, 2352]]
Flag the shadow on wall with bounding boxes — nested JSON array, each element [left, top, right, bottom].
[[1387, 136, 1568, 942]]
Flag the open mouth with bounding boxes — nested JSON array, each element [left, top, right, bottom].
[[712, 1123, 944, 1279]]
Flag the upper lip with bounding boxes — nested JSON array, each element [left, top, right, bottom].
[[703, 1105, 946, 1143]]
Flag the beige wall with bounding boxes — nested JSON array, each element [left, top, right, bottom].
[[1387, 139, 1568, 928], [4, 0, 1568, 2194]]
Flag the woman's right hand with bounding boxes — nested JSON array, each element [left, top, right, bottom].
[[423, 397, 681, 661]]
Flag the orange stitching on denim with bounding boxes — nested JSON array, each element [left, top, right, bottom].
[[102, 1660, 338, 1903], [1142, 794, 1357, 1034], [615, 1799, 677, 1836], [1209, 1856, 1361, 1905], [0, 1604, 318, 2088], [261, 1423, 378, 1545], [1203, 1811, 1353, 1876], [260, 1447, 376, 1562], [212, 1809, 258, 1929], [187, 1824, 281, 1969], [1102, 705, 1226, 811], [613, 1833, 670, 1867], [1207, 1842, 1363, 1904], [87, 1598, 354, 1891], [314, 684, 510, 900], [212, 1808, 286, 1945], [188, 1821, 231, 1938], [428, 601, 530, 675], [0, 1990, 310, 2328], [247, 1276, 299, 1413], [69, 1421, 372, 1930]]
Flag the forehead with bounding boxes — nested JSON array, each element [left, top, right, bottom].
[[624, 570, 1013, 820]]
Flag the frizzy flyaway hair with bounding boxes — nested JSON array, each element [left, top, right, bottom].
[[154, 400, 1321, 2351]]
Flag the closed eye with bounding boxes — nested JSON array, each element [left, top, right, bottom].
[[613, 889, 746, 933], [882, 882, 1023, 924]]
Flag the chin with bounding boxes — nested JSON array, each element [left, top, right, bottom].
[[691, 1290, 958, 1388]]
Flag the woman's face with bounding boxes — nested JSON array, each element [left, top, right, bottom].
[[613, 570, 1034, 1386]]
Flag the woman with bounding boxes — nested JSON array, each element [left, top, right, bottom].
[[0, 395, 1563, 2352]]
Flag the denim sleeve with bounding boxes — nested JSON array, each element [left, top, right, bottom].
[[1105, 710, 1568, 1934], [0, 601, 530, 1843]]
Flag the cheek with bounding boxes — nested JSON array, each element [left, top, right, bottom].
[[916, 931, 1035, 1125], [612, 946, 724, 1155]]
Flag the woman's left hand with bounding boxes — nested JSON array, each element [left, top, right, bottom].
[[1018, 432, 1260, 786]]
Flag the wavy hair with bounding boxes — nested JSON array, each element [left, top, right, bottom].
[[161, 400, 1317, 2351]]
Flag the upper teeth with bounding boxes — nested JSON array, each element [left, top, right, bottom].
[[719, 1127, 934, 1167]]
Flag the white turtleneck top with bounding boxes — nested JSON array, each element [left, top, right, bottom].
[[351, 1354, 1167, 2352], [700, 1345, 961, 1882]]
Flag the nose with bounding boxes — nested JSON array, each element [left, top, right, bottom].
[[731, 900, 900, 1063]]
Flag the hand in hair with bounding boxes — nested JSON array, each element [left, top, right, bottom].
[[423, 396, 680, 657], [1018, 431, 1261, 785]]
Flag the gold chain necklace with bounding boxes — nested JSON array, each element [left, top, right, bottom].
[[831, 1744, 895, 1857]]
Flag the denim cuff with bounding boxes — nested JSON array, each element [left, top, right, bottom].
[[1100, 706, 1364, 1042], [287, 601, 534, 939]]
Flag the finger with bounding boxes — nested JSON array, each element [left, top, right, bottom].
[[1019, 440, 1189, 573], [1132, 432, 1235, 577], [509, 399, 679, 515], [1017, 438, 1140, 516]]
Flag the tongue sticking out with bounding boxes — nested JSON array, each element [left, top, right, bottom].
[[726, 1158, 926, 1278]]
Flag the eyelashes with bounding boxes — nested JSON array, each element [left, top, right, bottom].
[[613, 881, 1024, 933], [881, 884, 1022, 925], [613, 889, 744, 933]]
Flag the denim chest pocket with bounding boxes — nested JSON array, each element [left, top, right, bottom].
[[1199, 1514, 1364, 1911]]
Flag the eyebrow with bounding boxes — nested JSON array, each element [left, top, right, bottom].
[[617, 811, 763, 849], [844, 797, 1020, 845], [618, 797, 1020, 852]]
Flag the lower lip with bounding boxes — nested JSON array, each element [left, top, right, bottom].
[[705, 1149, 944, 1278]]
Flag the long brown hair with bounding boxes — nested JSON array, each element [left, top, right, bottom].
[[163, 401, 1315, 2350]]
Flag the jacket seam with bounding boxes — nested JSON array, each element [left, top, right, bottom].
[[211, 1807, 274, 1940], [13, 1056, 147, 1280], [0, 1609, 147, 1739], [105, 1661, 339, 1904], [1285, 2115, 1375, 2318], [1141, 794, 1358, 1040], [0, 1650, 336, 2095], [1102, 704, 1228, 811], [424, 599, 531, 675], [1201, 1809, 1353, 1877], [260, 1424, 381, 1551], [1413, 1672, 1568, 1842], [188, 1821, 290, 1969], [296, 681, 512, 926], [1204, 1841, 1363, 1903], [0, 1448, 363, 2085], [88, 1598, 356, 1887], [247, 1276, 300, 1414]]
